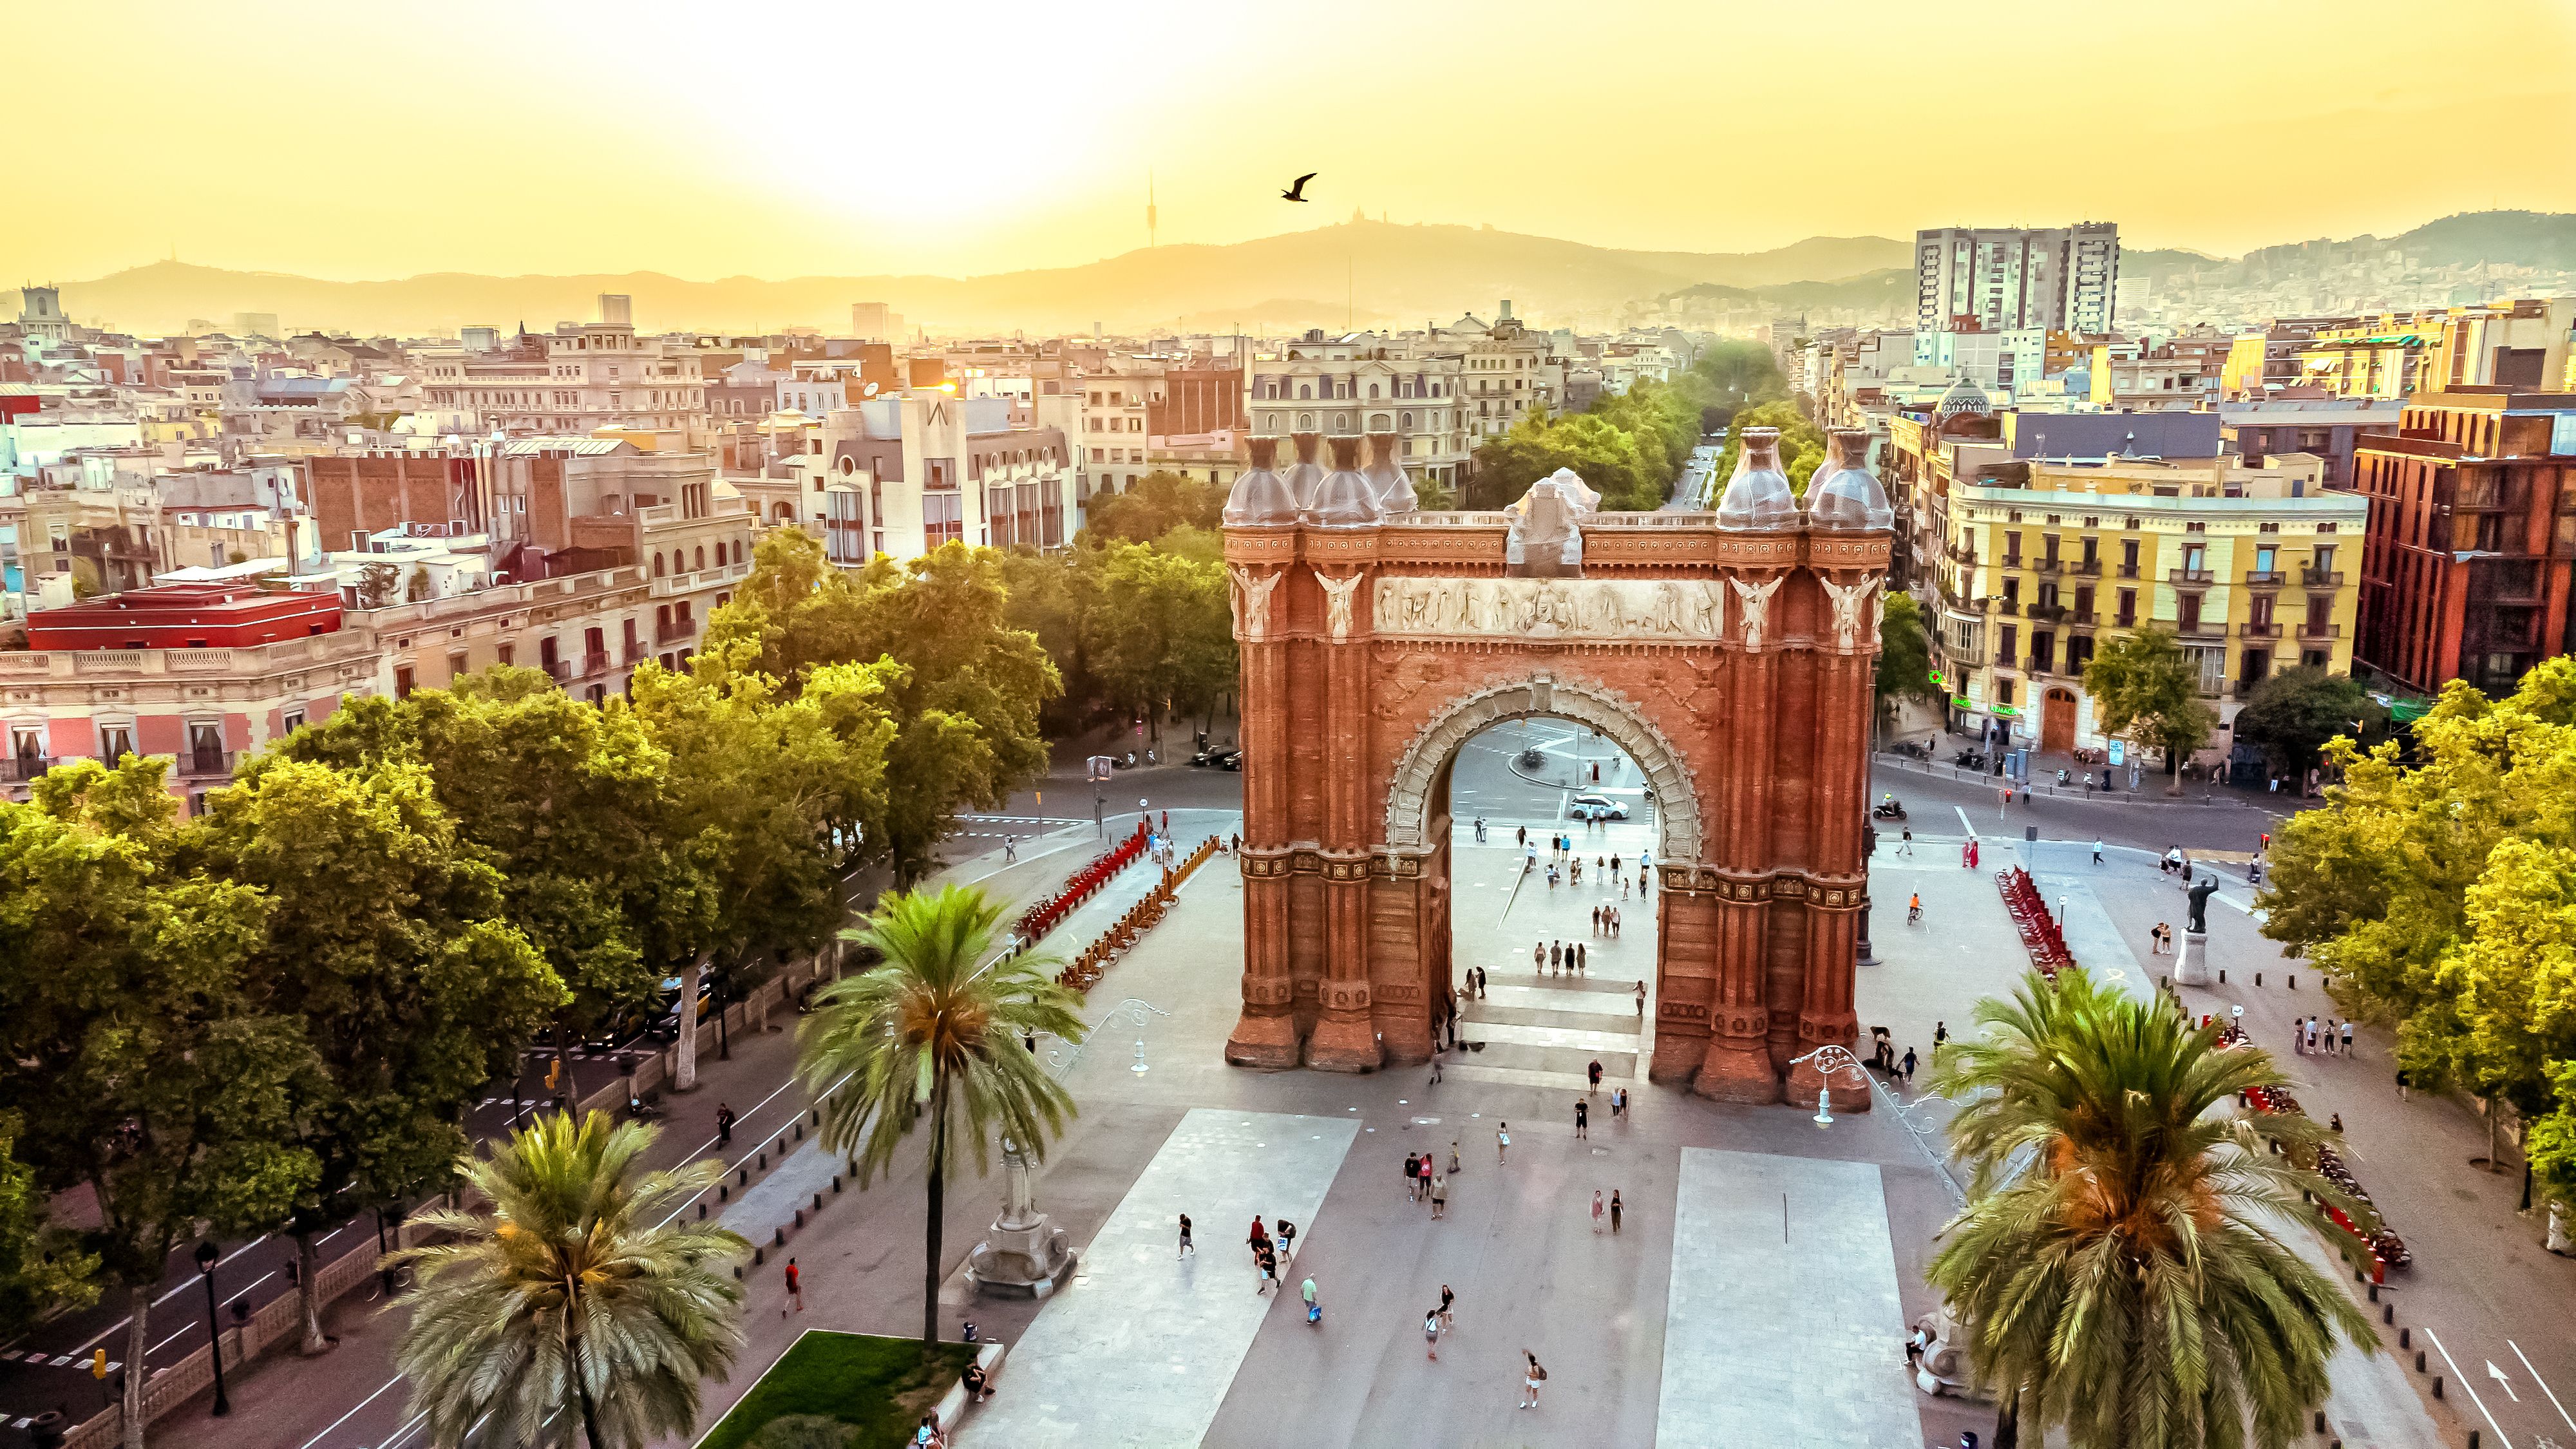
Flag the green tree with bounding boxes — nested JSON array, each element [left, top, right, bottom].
[[631, 644, 896, 1093], [1708, 401, 1826, 499], [277, 673, 685, 1052], [0, 1113, 97, 1339], [1081, 469, 1224, 544], [388, 1112, 746, 1449], [1690, 338, 1791, 408], [2261, 661, 2576, 1201], [2081, 625, 2219, 795], [797, 886, 1086, 1345], [1876, 592, 1938, 721], [200, 754, 566, 1353], [1929, 967, 2376, 1449], [1077, 541, 1234, 744], [708, 537, 1059, 884], [2231, 667, 2378, 781], [0, 759, 321, 1449]]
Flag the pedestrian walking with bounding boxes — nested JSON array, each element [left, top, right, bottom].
[[1474, 817, 1486, 843], [1520, 1352, 1547, 1408], [1247, 1216, 1268, 1267], [1179, 1214, 1194, 1258], [1425, 1309, 1443, 1359], [1258, 1245, 1278, 1294], [1575, 1099, 1589, 1139], [1961, 838, 1973, 868], [1476, 966, 1489, 998], [2092, 839, 2104, 865], [1430, 1173, 1446, 1217], [1900, 1046, 1917, 1083], [1591, 1189, 1605, 1234], [1591, 904, 1602, 934], [1517, 825, 1528, 849], [1449, 1140, 1462, 1175], [1277, 1218, 1296, 1262], [1302, 1276, 1318, 1316], [1533, 941, 1545, 974], [1405, 1151, 1421, 1200], [1587, 1059, 1603, 1094], [1610, 1189, 1623, 1233], [1003, 835, 1018, 864], [1439, 1284, 1455, 1329], [1549, 941, 1562, 973], [1575, 942, 1587, 974], [1897, 826, 1913, 856], [1428, 1051, 1444, 1086], [783, 1258, 803, 1314], [1634, 980, 1647, 1017], [2342, 1019, 2354, 1055], [1497, 1122, 1511, 1164], [1610, 1085, 1625, 1120], [1933, 1021, 1948, 1048]]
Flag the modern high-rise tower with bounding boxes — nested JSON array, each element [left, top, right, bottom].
[[1914, 223, 2120, 336]]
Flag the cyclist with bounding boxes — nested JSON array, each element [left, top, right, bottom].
[[1908, 891, 1923, 925]]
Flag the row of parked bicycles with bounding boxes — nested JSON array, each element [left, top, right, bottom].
[[1015, 823, 1151, 943], [1055, 837, 1220, 996], [2226, 1032, 2412, 1274]]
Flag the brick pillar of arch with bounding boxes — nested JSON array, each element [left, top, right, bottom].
[[1308, 566, 1384, 1071], [1693, 606, 1785, 1103], [1225, 562, 1300, 1068], [1788, 629, 1873, 1110]]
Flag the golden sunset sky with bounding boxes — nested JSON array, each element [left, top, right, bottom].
[[12, 0, 2575, 284]]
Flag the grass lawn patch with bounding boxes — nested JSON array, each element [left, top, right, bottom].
[[696, 1331, 977, 1449]]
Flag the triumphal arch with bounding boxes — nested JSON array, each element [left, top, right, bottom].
[[1218, 428, 1895, 1106]]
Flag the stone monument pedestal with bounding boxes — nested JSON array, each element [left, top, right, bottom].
[[965, 1141, 1078, 1299], [2175, 929, 2213, 987]]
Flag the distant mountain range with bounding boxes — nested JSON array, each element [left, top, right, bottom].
[[43, 211, 2576, 339]]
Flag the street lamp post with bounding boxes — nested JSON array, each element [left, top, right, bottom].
[[192, 1240, 230, 1416], [1787, 1044, 1868, 1128], [1045, 998, 1169, 1080]]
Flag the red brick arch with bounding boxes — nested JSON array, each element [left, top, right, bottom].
[[1221, 511, 1891, 1107]]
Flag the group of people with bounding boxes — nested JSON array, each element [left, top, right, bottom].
[[2293, 1014, 2354, 1057], [1589, 903, 1624, 936], [1405, 1145, 1454, 1217], [1224, 1213, 1302, 1299], [1537, 938, 1590, 976]]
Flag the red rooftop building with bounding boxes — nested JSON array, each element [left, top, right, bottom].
[[24, 583, 343, 652]]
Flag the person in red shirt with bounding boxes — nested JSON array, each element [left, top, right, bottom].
[[784, 1258, 803, 1315]]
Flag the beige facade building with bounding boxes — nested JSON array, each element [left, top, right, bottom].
[[1245, 336, 1470, 492], [419, 296, 708, 435]]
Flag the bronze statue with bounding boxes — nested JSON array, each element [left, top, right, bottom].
[[2186, 875, 2217, 935]]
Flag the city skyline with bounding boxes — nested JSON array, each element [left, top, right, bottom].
[[12, 0, 2575, 287]]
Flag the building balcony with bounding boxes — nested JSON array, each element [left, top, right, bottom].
[[2241, 620, 2282, 638], [656, 620, 697, 645], [2113, 614, 2139, 629], [2298, 621, 2343, 640], [1, 755, 55, 783], [540, 659, 572, 683], [2070, 560, 2103, 577], [2233, 679, 2265, 700], [2025, 656, 2057, 676], [624, 641, 651, 666], [2000, 556, 2024, 571], [2116, 564, 2141, 579], [1995, 599, 2021, 616], [2244, 571, 2287, 588], [2173, 620, 2229, 640], [2170, 568, 2215, 586], [2301, 568, 2345, 587], [583, 650, 611, 677], [2027, 601, 2069, 623], [2061, 611, 2101, 629], [180, 749, 236, 779]]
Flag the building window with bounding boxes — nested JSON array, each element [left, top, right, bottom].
[[2116, 588, 2137, 627], [394, 664, 416, 700]]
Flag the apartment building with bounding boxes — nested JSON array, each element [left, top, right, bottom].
[[417, 296, 708, 434], [1080, 367, 1159, 497], [1245, 333, 1471, 492], [1915, 223, 2121, 336], [1895, 408, 2362, 757], [2353, 389, 2576, 696], [2217, 399, 2402, 493], [826, 392, 1072, 560], [2296, 298, 2576, 401]]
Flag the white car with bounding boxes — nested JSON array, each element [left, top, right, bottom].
[[1569, 793, 1631, 821]]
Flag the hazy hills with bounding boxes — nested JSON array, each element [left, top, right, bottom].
[[43, 211, 2576, 340], [54, 223, 1913, 338]]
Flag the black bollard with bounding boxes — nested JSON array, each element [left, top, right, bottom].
[[774, 1227, 786, 1247], [718, 1184, 729, 1202], [814, 1192, 824, 1211], [699, 1202, 708, 1220], [2219, 969, 2227, 983], [833, 1175, 843, 1193], [753, 1247, 764, 1266], [733, 1265, 743, 1280], [793, 1209, 804, 1229], [2383, 1303, 2393, 1324], [739, 1166, 750, 1187], [2255, 972, 2262, 987], [795, 1122, 803, 1142], [2289, 974, 2297, 990], [2400, 1328, 2410, 1350], [2367, 1283, 2378, 1302], [757, 1150, 768, 1170], [2414, 1349, 2425, 1372], [2434, 1376, 2443, 1400], [2314, 1412, 2326, 1433]]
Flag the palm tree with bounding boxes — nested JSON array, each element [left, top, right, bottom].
[[1927, 967, 2376, 1449], [385, 1112, 746, 1449], [797, 884, 1088, 1345]]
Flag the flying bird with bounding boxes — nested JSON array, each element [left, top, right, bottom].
[[1281, 172, 1316, 202]]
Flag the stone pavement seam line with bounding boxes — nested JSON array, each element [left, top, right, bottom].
[[2426, 1326, 2515, 1449], [2510, 1340, 2576, 1437]]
